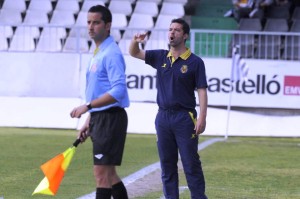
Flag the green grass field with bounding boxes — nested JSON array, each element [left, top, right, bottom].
[[0, 128, 299, 199]]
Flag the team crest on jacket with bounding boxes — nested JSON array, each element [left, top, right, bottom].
[[180, 65, 188, 73]]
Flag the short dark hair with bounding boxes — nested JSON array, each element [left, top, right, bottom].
[[88, 5, 112, 24], [171, 18, 190, 35]]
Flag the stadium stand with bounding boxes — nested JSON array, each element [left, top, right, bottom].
[[148, 29, 168, 40], [255, 18, 289, 59], [160, 2, 185, 17], [111, 29, 122, 42], [120, 12, 154, 52], [50, 10, 76, 26], [144, 39, 169, 50], [137, 0, 162, 5], [0, 0, 298, 60], [0, 9, 23, 24], [191, 16, 238, 30], [118, 0, 136, 4], [155, 14, 179, 29], [63, 36, 89, 52], [41, 26, 66, 40], [36, 35, 63, 52], [118, 39, 134, 54], [14, 26, 40, 40], [0, 25, 13, 40], [108, 0, 133, 16], [164, 0, 188, 5], [197, 0, 232, 6], [188, 1, 300, 59], [69, 11, 89, 39], [292, 6, 300, 20], [111, 13, 128, 28], [81, 0, 105, 11], [55, 0, 80, 14], [133, 1, 159, 17], [69, 26, 88, 38], [9, 34, 36, 51], [1, 0, 26, 13], [122, 13, 154, 39], [49, 10, 75, 46], [290, 18, 300, 32], [75, 11, 88, 26], [265, 4, 290, 19], [191, 0, 264, 48], [189, 16, 237, 57], [238, 18, 262, 31], [96, 0, 109, 4], [27, 0, 53, 14], [231, 18, 262, 58], [194, 4, 233, 18], [0, 31, 8, 51], [36, 27, 66, 52], [283, 19, 300, 60], [23, 10, 49, 25]]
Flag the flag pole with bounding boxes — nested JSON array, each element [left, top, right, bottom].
[[225, 45, 238, 139], [225, 88, 233, 139]]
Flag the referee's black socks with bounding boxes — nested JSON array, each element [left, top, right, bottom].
[[112, 181, 128, 199], [96, 187, 112, 199]]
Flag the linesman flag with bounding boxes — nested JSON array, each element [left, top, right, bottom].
[[230, 46, 249, 82], [32, 139, 81, 196]]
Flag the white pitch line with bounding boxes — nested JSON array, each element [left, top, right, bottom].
[[122, 162, 161, 186], [77, 137, 225, 199], [159, 186, 189, 199]]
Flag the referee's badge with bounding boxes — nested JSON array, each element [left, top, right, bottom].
[[180, 65, 188, 73], [90, 64, 97, 72]]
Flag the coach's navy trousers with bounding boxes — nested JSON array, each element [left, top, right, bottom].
[[155, 108, 207, 199]]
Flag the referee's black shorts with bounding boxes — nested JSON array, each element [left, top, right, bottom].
[[89, 107, 128, 166]]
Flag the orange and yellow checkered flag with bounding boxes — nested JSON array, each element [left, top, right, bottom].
[[32, 139, 81, 196]]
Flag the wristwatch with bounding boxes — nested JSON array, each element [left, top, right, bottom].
[[86, 102, 92, 110]]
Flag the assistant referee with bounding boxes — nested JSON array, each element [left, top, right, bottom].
[[70, 5, 129, 199]]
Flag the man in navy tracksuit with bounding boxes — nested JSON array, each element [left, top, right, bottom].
[[129, 18, 208, 199]]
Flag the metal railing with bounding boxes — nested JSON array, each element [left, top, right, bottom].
[[1, 24, 299, 60], [189, 29, 300, 60]]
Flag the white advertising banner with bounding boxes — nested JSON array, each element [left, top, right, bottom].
[[0, 53, 299, 135], [0, 52, 81, 97], [204, 58, 300, 109], [0, 53, 299, 109], [124, 56, 157, 102], [123, 56, 300, 109]]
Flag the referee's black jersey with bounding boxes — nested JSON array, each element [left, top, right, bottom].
[[145, 49, 208, 110]]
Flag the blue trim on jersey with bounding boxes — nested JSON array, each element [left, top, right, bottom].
[[86, 36, 129, 112]]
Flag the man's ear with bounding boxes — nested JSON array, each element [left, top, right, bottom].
[[106, 22, 112, 31], [183, 33, 189, 40]]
